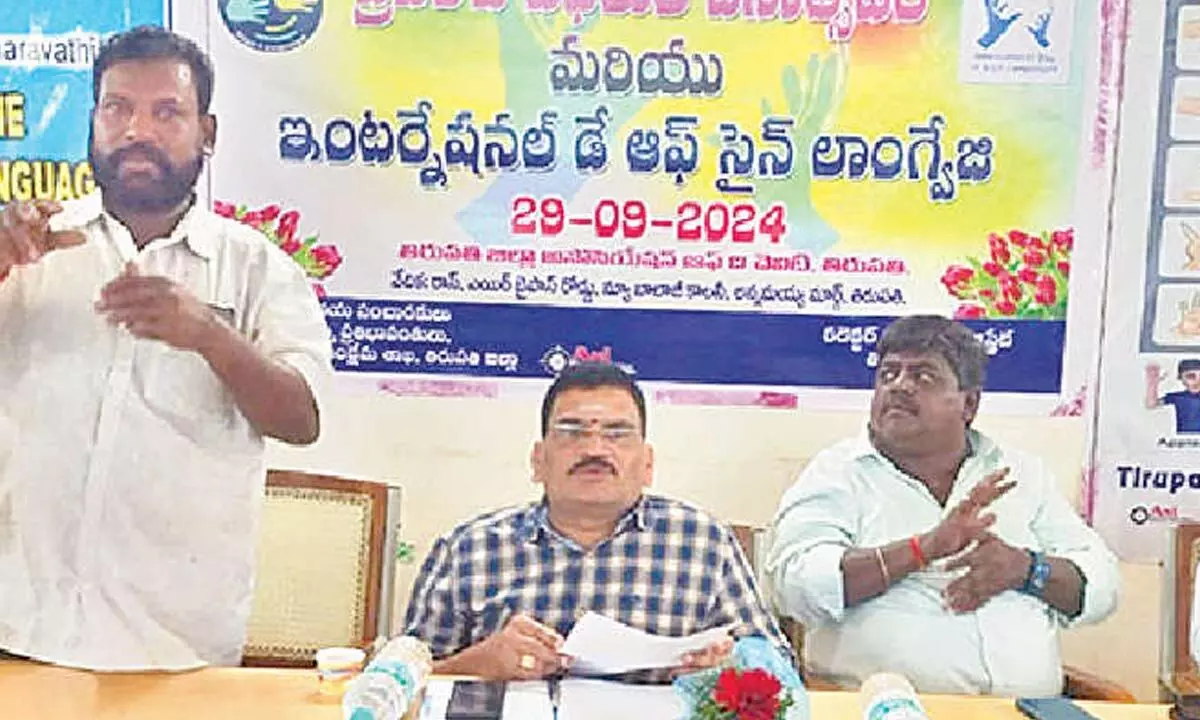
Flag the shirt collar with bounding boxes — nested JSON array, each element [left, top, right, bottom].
[[853, 426, 990, 465], [518, 494, 655, 545], [77, 191, 216, 260]]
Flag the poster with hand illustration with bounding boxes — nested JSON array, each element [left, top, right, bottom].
[[1153, 286, 1200, 345], [1158, 216, 1200, 278], [1092, 1, 1200, 562], [1145, 359, 1200, 435]]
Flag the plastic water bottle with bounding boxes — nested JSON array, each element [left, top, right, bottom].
[[859, 673, 929, 720], [342, 636, 433, 720]]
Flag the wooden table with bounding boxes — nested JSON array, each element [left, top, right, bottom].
[[1160, 671, 1200, 710], [0, 661, 1171, 720]]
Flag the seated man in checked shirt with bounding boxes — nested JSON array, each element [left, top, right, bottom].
[[766, 315, 1119, 697], [401, 361, 793, 682]]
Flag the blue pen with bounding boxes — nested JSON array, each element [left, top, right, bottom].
[[548, 673, 562, 720]]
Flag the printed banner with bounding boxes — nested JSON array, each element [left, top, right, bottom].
[[1091, 0, 1200, 562], [186, 0, 1114, 407], [0, 2, 168, 206]]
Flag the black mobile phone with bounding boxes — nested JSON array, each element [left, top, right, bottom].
[[445, 680, 507, 720], [1015, 696, 1100, 720]]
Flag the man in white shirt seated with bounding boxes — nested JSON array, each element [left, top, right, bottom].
[[0, 26, 329, 670], [765, 315, 1119, 696]]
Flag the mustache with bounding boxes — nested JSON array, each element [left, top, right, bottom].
[[569, 458, 617, 475], [882, 396, 919, 414], [108, 142, 173, 172]]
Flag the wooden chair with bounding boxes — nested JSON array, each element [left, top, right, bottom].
[[241, 470, 400, 667], [1160, 522, 1200, 704], [729, 524, 1135, 701]]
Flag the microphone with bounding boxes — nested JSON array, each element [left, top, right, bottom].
[[859, 673, 929, 720]]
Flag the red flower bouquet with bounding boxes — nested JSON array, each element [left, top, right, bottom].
[[688, 667, 795, 720], [213, 200, 343, 285], [940, 227, 1072, 320]]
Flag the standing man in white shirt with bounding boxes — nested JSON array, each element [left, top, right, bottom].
[[0, 26, 330, 670], [766, 315, 1118, 696]]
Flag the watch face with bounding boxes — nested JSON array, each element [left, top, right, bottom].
[[1031, 558, 1051, 590]]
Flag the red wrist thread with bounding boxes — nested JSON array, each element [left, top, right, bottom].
[[909, 535, 927, 568]]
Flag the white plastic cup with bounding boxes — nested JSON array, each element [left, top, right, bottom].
[[316, 647, 366, 696]]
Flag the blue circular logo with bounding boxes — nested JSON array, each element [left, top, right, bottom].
[[218, 0, 323, 53]]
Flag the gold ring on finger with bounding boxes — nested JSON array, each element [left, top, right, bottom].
[[519, 653, 536, 671]]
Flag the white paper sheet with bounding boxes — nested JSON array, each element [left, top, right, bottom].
[[560, 611, 732, 675], [557, 678, 685, 720]]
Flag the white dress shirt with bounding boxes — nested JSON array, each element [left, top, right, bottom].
[[766, 429, 1119, 697], [0, 192, 330, 670]]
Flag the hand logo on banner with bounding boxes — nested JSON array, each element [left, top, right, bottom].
[[224, 0, 269, 24], [218, 0, 323, 53], [274, 0, 321, 11], [978, 0, 1056, 50]]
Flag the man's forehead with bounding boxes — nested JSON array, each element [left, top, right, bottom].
[[878, 350, 949, 368], [550, 388, 639, 418], [100, 59, 194, 95]]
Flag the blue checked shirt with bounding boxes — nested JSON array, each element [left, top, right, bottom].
[[402, 494, 794, 681]]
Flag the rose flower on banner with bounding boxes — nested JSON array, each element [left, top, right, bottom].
[[212, 201, 342, 297], [674, 637, 809, 720], [941, 228, 1073, 320]]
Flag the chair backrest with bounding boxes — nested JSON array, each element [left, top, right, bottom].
[[1167, 522, 1200, 677], [242, 470, 399, 667], [729, 523, 805, 656]]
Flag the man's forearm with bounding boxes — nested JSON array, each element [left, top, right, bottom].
[[842, 534, 929, 607], [432, 643, 488, 677], [196, 318, 319, 445], [1040, 557, 1084, 618]]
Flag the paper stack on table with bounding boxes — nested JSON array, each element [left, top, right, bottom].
[[420, 614, 729, 719]]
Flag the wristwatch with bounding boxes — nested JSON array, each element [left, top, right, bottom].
[[1022, 550, 1051, 596]]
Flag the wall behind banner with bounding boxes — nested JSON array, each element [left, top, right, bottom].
[[183, 0, 1150, 702]]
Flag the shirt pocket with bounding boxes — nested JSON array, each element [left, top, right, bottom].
[[137, 339, 235, 438], [987, 487, 1041, 551]]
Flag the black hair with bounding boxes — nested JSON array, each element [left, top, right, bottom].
[[876, 315, 988, 391], [93, 25, 214, 114], [540, 361, 646, 437]]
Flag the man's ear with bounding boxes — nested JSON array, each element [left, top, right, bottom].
[[530, 441, 545, 486], [964, 389, 982, 424], [200, 114, 217, 156], [641, 443, 655, 489]]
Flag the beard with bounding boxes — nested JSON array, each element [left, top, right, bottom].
[[89, 135, 203, 213]]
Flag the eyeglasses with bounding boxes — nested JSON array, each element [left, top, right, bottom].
[[548, 420, 641, 446], [875, 363, 953, 391]]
